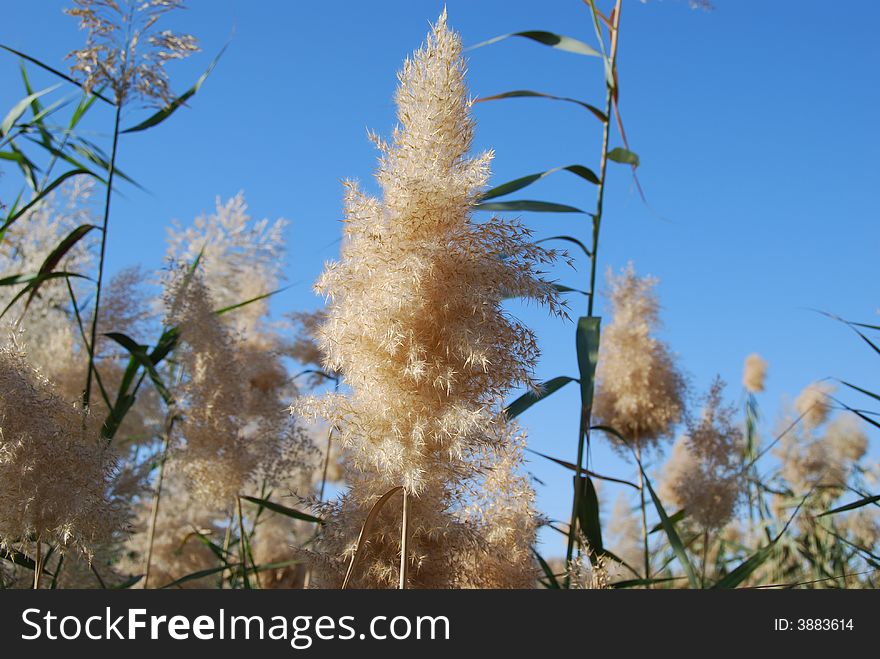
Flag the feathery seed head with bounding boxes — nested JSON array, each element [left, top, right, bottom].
[[742, 353, 767, 393], [0, 335, 122, 557], [294, 13, 550, 587], [66, 0, 199, 105], [795, 381, 835, 429], [592, 264, 686, 452], [659, 378, 744, 530]]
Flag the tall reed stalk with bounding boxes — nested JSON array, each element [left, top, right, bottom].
[[83, 105, 121, 409], [565, 0, 623, 573]]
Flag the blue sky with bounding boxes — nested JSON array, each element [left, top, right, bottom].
[[2, 1, 879, 555]]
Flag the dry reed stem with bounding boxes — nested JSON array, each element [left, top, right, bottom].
[[341, 486, 404, 590]]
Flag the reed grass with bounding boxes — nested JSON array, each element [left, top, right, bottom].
[[0, 0, 875, 591]]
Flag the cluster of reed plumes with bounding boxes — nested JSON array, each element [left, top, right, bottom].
[[0, 2, 876, 590]]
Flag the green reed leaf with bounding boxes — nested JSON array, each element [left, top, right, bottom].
[[475, 90, 607, 122], [474, 200, 586, 213], [480, 165, 599, 202], [537, 235, 592, 258], [575, 316, 601, 414], [504, 375, 578, 419], [607, 147, 640, 167], [1, 85, 59, 137], [240, 495, 323, 524], [122, 44, 227, 133], [470, 31, 601, 57], [638, 461, 699, 588], [0, 44, 114, 105], [819, 494, 880, 517]]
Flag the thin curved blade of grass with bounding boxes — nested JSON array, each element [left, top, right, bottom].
[[474, 90, 607, 122], [848, 320, 880, 331], [474, 199, 586, 213], [576, 475, 603, 557], [20, 136, 105, 184], [0, 271, 89, 319], [1, 85, 59, 137], [214, 285, 290, 316], [19, 64, 53, 148], [0, 44, 114, 105], [711, 543, 776, 590], [251, 559, 304, 574], [3, 167, 94, 230], [0, 150, 27, 163], [293, 368, 337, 383], [819, 493, 880, 517], [102, 325, 180, 440], [504, 375, 577, 419], [815, 521, 880, 565], [188, 528, 231, 563], [713, 490, 811, 589], [533, 548, 561, 589], [528, 449, 638, 489], [112, 575, 144, 589], [480, 165, 599, 201], [149, 326, 181, 366], [67, 139, 138, 187], [159, 564, 234, 589], [650, 508, 686, 534], [469, 31, 601, 57], [610, 576, 683, 589], [0, 272, 41, 286], [637, 460, 699, 588], [342, 486, 403, 590], [7, 141, 38, 190], [70, 87, 102, 128], [819, 310, 880, 358], [591, 424, 628, 444], [576, 317, 601, 415], [553, 284, 589, 296], [607, 147, 640, 167], [123, 44, 227, 134], [103, 332, 173, 404], [537, 234, 592, 258], [839, 380, 880, 404], [240, 495, 323, 524], [23, 223, 97, 311], [838, 402, 880, 432]]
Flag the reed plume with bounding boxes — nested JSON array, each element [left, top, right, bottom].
[[659, 378, 744, 530], [0, 335, 122, 560], [293, 12, 561, 588], [742, 353, 767, 393], [66, 0, 199, 105], [592, 264, 686, 452]]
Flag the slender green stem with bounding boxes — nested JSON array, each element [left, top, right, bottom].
[[637, 444, 650, 585], [237, 496, 251, 589], [564, 408, 589, 584], [142, 432, 171, 589], [303, 376, 339, 589], [84, 103, 122, 409], [218, 508, 233, 589], [586, 22, 619, 313], [564, 0, 622, 585], [587, 0, 621, 316], [65, 275, 112, 410]]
